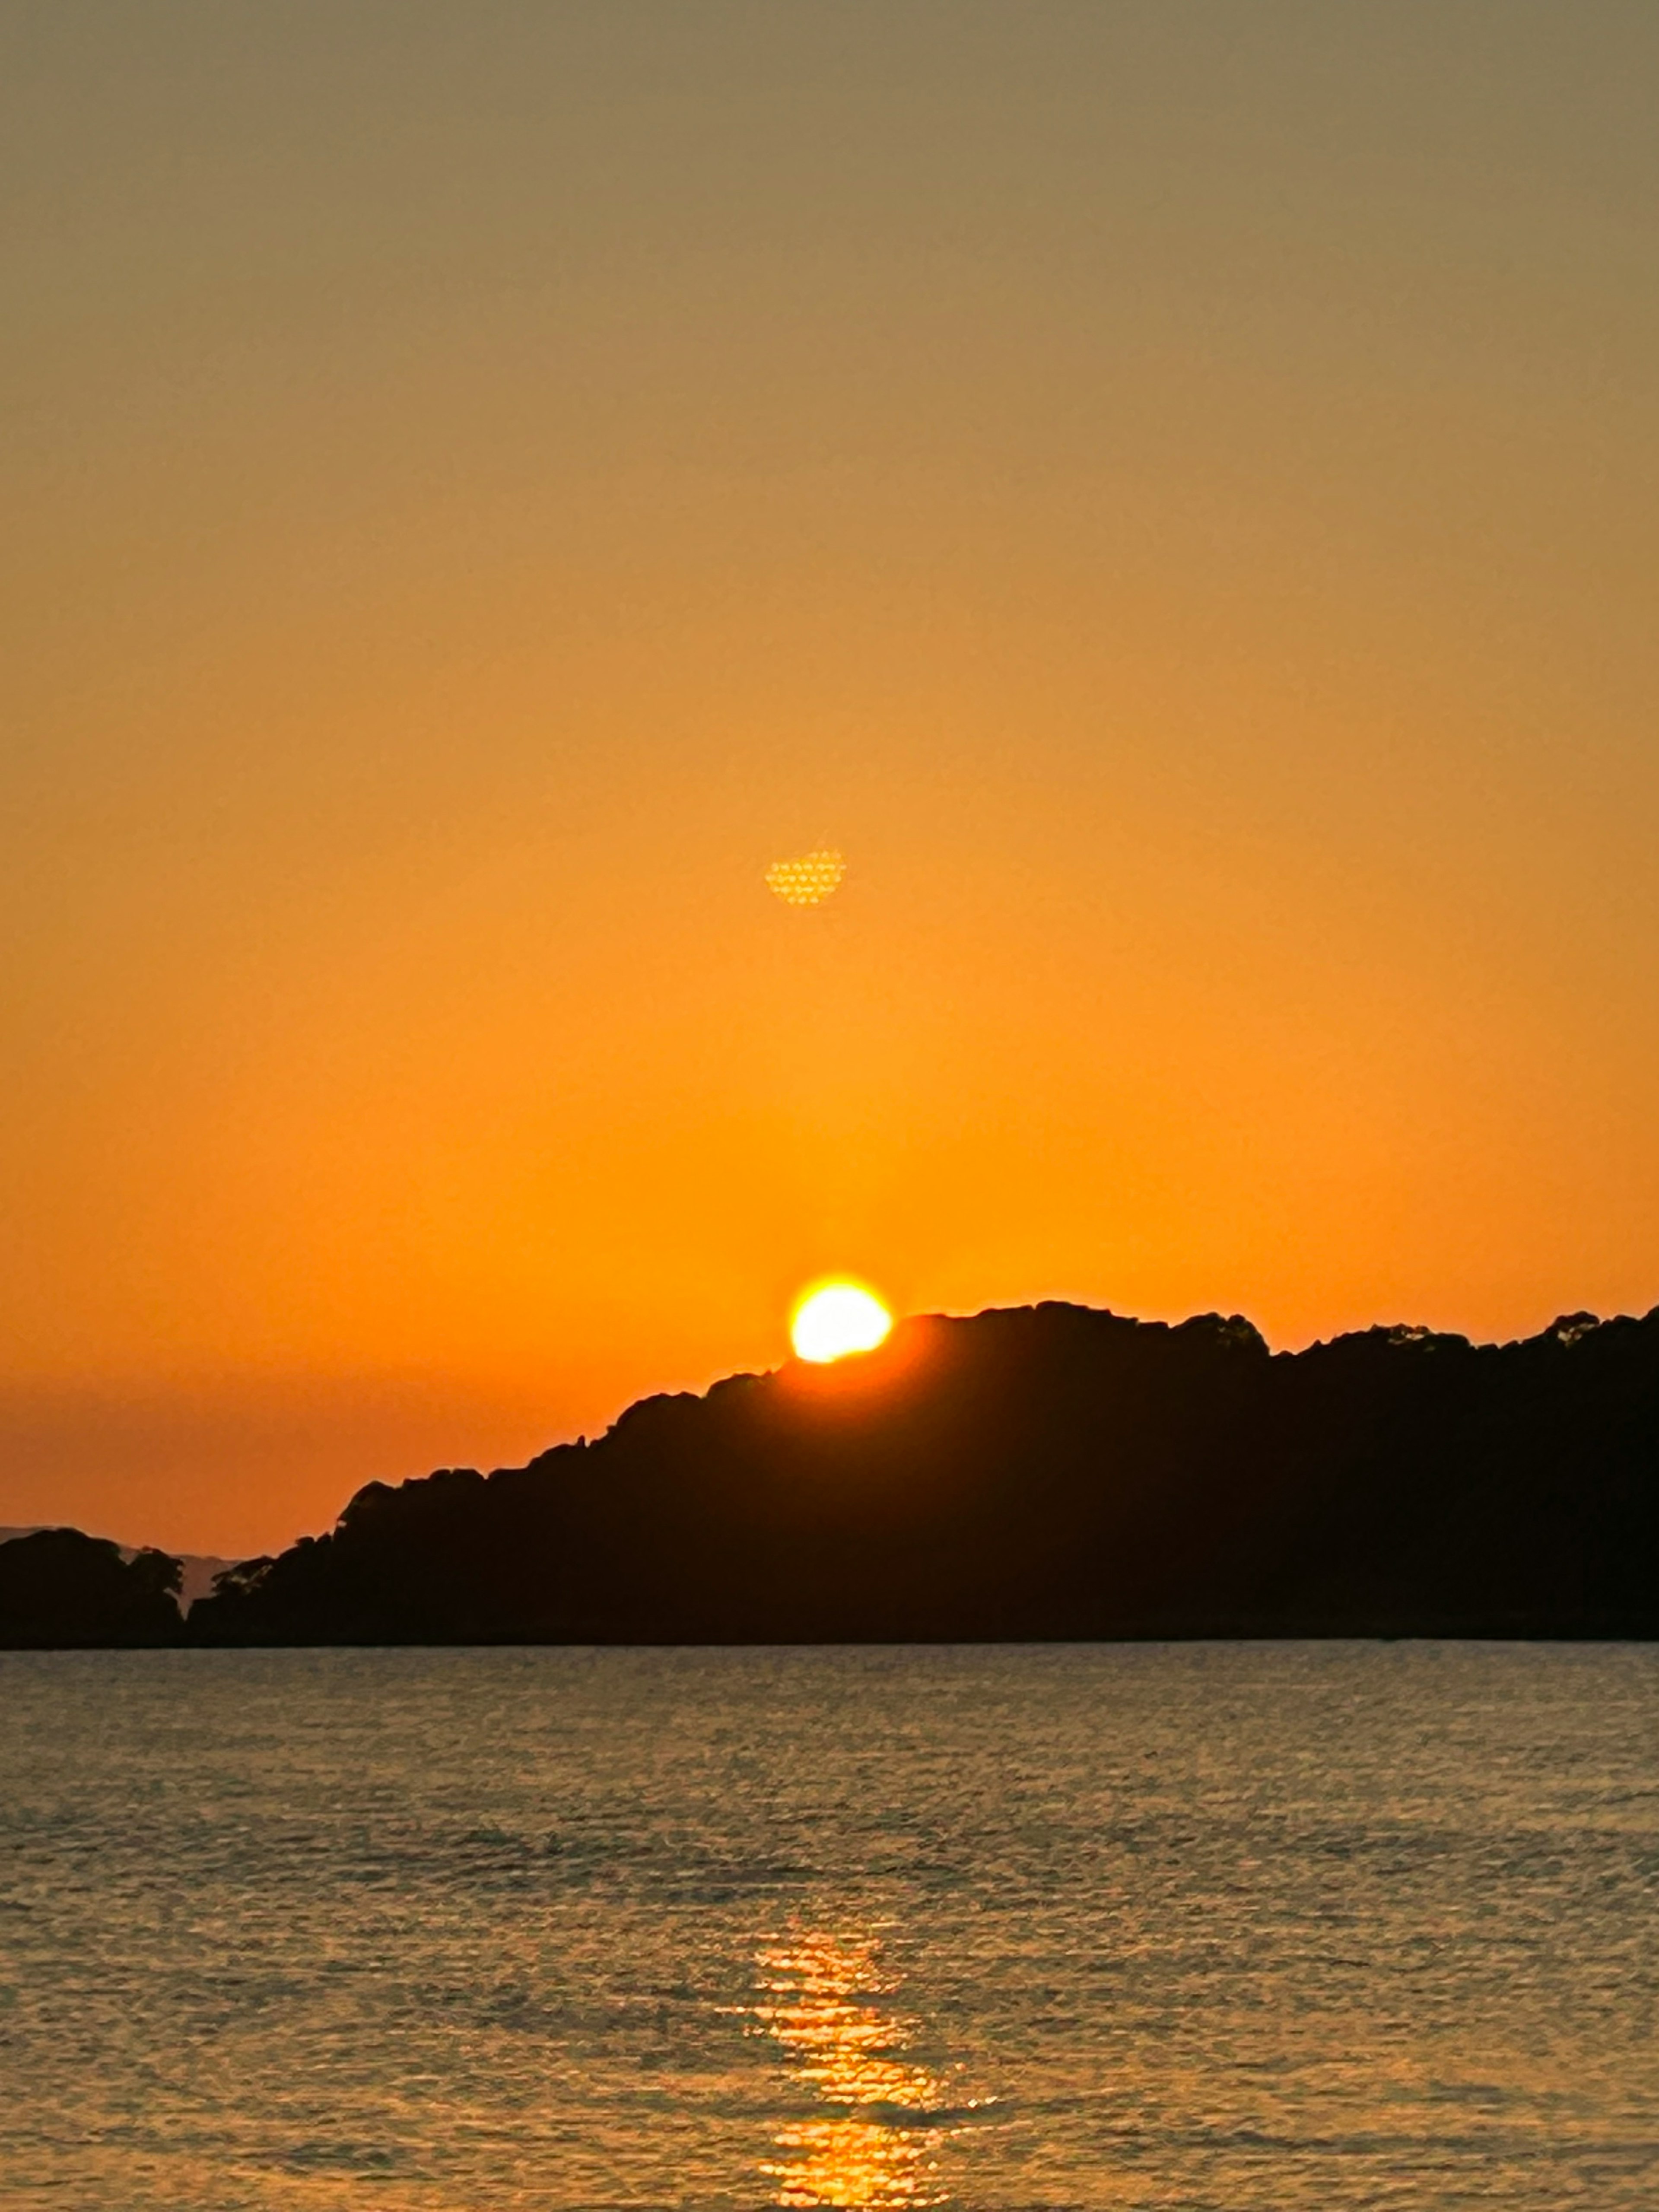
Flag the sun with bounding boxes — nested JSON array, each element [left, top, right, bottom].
[[790, 1282, 893, 1364]]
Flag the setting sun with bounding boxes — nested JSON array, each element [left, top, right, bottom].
[[790, 1284, 893, 1364]]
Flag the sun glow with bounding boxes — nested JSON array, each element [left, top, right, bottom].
[[790, 1283, 893, 1364]]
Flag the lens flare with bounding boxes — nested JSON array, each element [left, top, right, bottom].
[[766, 849, 846, 906], [791, 1284, 892, 1364]]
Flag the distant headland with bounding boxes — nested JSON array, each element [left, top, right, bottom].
[[4, 1303, 1657, 1647]]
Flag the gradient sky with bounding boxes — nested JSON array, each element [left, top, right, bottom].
[[6, 2, 1659, 1556]]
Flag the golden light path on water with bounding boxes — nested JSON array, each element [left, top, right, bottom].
[[752, 1928, 973, 2210]]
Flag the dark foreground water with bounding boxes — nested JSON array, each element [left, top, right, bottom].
[[0, 1645, 1654, 2210]]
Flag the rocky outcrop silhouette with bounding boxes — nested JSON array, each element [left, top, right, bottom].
[[184, 1303, 1659, 1646], [0, 1528, 184, 1648]]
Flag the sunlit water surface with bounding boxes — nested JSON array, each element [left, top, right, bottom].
[[1, 1645, 1654, 2209]]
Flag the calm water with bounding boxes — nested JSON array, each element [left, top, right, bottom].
[[0, 1645, 1654, 2209]]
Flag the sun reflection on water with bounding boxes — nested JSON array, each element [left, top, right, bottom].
[[753, 1928, 967, 2210]]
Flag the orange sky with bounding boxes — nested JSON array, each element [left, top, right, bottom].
[[5, 4, 1658, 1557]]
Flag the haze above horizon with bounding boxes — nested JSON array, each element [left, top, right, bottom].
[[5, 2, 1658, 1555]]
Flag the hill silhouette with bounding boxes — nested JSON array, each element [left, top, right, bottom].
[[181, 1303, 1659, 1646], [0, 1530, 235, 1615], [0, 1528, 184, 1649]]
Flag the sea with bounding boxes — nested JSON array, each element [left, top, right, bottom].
[[1, 1644, 1654, 2210]]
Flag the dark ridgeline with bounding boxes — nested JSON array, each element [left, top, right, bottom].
[[0, 1529, 184, 1649], [175, 1302, 1659, 1646], [4, 1305, 1655, 1649]]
